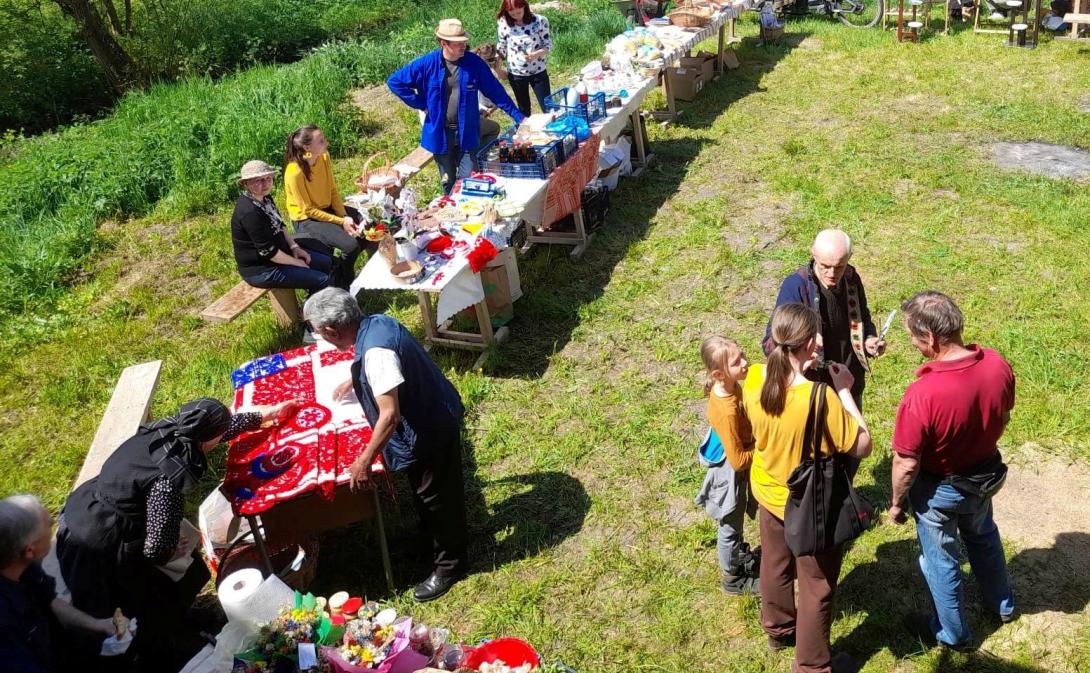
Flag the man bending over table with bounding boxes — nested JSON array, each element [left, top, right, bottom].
[[303, 288, 468, 602]]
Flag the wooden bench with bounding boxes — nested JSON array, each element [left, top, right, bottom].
[[47, 360, 164, 600], [1062, 12, 1090, 39], [200, 282, 300, 327], [74, 360, 164, 488]]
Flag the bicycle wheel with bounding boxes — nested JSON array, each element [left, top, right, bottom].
[[834, 0, 883, 26]]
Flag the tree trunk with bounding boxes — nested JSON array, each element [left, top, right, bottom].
[[53, 0, 137, 91], [98, 0, 124, 36]]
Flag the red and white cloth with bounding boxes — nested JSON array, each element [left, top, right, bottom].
[[224, 343, 384, 517]]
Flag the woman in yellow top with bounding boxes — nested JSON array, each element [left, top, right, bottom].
[[284, 125, 365, 289], [741, 302, 871, 673]]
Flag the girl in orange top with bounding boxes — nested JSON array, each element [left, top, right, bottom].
[[696, 335, 760, 595]]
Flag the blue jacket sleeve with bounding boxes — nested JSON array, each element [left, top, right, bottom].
[[475, 59, 524, 124], [762, 273, 807, 355], [387, 60, 427, 111]]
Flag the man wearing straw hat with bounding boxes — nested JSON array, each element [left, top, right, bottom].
[[388, 18, 525, 194]]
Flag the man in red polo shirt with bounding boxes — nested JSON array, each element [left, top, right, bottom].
[[888, 290, 1016, 652]]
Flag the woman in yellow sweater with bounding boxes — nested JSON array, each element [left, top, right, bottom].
[[741, 303, 871, 673], [284, 125, 364, 288]]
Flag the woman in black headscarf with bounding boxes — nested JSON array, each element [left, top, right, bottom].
[[56, 397, 294, 671]]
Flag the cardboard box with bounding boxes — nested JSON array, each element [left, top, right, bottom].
[[666, 67, 704, 101], [681, 55, 715, 83]]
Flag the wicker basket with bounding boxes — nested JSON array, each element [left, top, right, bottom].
[[760, 24, 785, 42], [354, 152, 402, 198], [669, 1, 713, 27], [215, 536, 319, 592]]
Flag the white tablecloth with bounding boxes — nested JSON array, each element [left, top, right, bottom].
[[351, 74, 657, 326], [649, 10, 732, 66]]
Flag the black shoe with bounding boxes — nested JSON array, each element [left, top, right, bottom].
[[831, 652, 860, 673], [767, 633, 795, 651], [1000, 609, 1018, 624], [413, 571, 462, 602], [722, 573, 761, 596]]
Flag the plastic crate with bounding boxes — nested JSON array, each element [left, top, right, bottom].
[[550, 126, 579, 163], [477, 137, 562, 180], [544, 88, 607, 124]]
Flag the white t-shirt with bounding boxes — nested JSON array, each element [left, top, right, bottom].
[[364, 348, 404, 397]]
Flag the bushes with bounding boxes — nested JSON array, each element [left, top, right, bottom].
[[0, 52, 362, 312], [0, 0, 619, 314]]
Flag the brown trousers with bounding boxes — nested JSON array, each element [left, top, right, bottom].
[[759, 506, 845, 673]]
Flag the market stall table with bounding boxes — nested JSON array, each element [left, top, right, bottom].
[[221, 343, 395, 592], [645, 8, 737, 121]]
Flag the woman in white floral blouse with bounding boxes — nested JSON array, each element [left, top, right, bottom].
[[496, 0, 553, 116]]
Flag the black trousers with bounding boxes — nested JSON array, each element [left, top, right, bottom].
[[405, 433, 468, 576], [508, 70, 552, 116], [292, 205, 369, 289]]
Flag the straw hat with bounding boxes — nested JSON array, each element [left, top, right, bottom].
[[435, 18, 471, 42], [238, 159, 279, 183]]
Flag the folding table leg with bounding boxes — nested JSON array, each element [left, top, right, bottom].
[[246, 515, 275, 577], [371, 487, 395, 594]]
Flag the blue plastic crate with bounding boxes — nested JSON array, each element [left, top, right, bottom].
[[544, 87, 607, 124], [477, 137, 562, 180]]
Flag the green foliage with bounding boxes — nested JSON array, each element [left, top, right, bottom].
[[0, 0, 114, 133], [0, 53, 362, 311]]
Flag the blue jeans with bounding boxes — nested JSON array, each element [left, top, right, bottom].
[[910, 475, 1015, 647], [717, 503, 746, 574], [509, 70, 552, 116], [435, 126, 476, 195], [241, 239, 333, 292]]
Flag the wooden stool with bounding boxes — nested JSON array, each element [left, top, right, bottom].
[[898, 0, 925, 40]]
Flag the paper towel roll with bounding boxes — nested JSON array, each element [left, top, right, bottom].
[[217, 568, 294, 626]]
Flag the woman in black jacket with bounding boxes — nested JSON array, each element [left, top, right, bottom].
[[56, 398, 294, 671], [231, 159, 337, 293]]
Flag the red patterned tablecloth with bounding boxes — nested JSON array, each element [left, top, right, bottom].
[[223, 343, 385, 516], [542, 133, 602, 228]]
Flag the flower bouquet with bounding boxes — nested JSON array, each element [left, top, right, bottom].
[[233, 606, 324, 673], [321, 608, 428, 673]]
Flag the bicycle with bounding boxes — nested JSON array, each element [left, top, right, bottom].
[[755, 0, 885, 28]]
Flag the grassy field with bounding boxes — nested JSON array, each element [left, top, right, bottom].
[[2, 6, 1090, 673]]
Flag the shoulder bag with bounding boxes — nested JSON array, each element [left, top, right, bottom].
[[784, 382, 874, 556]]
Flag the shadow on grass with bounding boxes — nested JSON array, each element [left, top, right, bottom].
[[311, 436, 589, 599], [834, 533, 1090, 671], [479, 35, 804, 379]]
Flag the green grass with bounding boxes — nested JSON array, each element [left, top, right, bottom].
[[0, 0, 621, 315], [3, 8, 1090, 673]]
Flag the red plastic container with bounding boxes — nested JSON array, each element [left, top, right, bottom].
[[463, 638, 539, 670]]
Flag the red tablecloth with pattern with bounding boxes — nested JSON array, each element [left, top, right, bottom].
[[224, 343, 385, 516]]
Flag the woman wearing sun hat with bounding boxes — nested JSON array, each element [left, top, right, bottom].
[[231, 159, 337, 296]]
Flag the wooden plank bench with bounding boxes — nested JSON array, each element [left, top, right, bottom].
[[1062, 12, 1090, 39], [47, 360, 164, 600], [200, 282, 300, 327]]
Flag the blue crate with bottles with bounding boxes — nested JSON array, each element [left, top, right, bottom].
[[544, 85, 607, 125], [477, 126, 575, 180]]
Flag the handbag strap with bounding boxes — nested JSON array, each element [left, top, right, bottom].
[[802, 382, 829, 464], [801, 381, 820, 463]]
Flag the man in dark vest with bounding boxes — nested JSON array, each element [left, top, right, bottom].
[[303, 288, 467, 602], [763, 229, 885, 408]]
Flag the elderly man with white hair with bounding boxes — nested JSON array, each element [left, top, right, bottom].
[[763, 229, 884, 407], [302, 288, 468, 602], [0, 494, 127, 672]]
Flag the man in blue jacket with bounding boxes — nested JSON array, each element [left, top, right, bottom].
[[388, 18, 525, 194], [762, 229, 884, 407], [304, 289, 468, 602]]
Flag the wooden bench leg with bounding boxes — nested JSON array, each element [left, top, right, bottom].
[[268, 288, 300, 327]]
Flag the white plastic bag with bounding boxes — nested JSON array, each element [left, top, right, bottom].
[[197, 488, 249, 571]]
